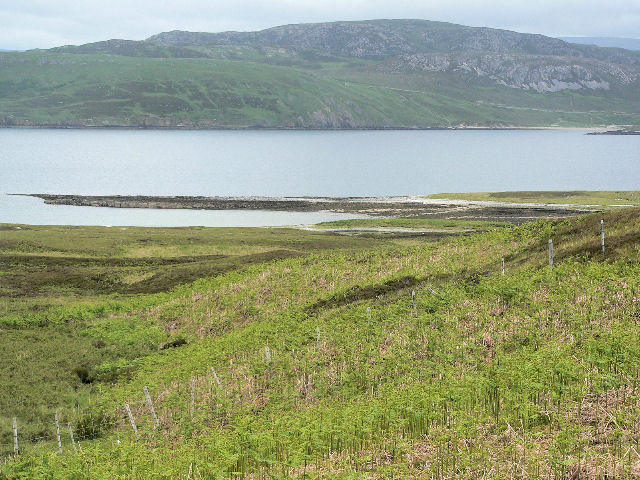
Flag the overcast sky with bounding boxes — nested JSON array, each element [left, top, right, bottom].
[[1, 0, 639, 50]]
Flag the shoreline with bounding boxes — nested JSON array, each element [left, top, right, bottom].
[[0, 125, 607, 132], [16, 194, 592, 224]]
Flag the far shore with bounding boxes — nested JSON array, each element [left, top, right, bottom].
[[0, 125, 610, 132]]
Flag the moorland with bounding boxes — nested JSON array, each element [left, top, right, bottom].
[[1, 193, 640, 478]]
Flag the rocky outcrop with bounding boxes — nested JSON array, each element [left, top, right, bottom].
[[308, 98, 367, 128], [377, 53, 640, 92]]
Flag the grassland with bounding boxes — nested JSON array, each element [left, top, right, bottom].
[[314, 218, 511, 231], [427, 190, 640, 207], [0, 224, 405, 456], [1, 209, 640, 478]]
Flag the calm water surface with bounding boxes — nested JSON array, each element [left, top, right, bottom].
[[1, 129, 638, 226]]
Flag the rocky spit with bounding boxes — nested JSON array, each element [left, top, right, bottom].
[[18, 194, 590, 224]]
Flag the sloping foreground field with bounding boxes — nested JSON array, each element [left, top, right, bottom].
[[1, 208, 640, 478]]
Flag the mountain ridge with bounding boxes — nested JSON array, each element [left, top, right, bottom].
[[145, 20, 640, 65], [1, 19, 640, 129]]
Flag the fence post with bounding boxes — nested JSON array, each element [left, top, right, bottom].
[[316, 327, 321, 348], [210, 367, 221, 388], [601, 219, 605, 254], [124, 403, 139, 439], [501, 257, 505, 275], [12, 417, 18, 455], [411, 290, 416, 314], [548, 238, 554, 268], [190, 377, 196, 418], [265, 346, 271, 364], [55, 412, 63, 454], [68, 422, 78, 454], [143, 386, 159, 429]]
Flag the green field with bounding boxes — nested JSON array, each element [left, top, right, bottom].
[[2, 207, 640, 478], [315, 218, 512, 231], [428, 190, 640, 206]]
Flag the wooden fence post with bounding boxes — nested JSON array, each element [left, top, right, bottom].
[[411, 290, 416, 314], [601, 219, 605, 254], [265, 346, 271, 364], [316, 327, 321, 348], [68, 422, 78, 454], [143, 386, 159, 429], [55, 412, 62, 454], [124, 403, 139, 439], [501, 257, 505, 275], [548, 238, 554, 268], [12, 417, 18, 455], [190, 377, 196, 418], [210, 367, 221, 388]]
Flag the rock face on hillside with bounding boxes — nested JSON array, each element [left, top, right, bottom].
[[378, 53, 640, 92]]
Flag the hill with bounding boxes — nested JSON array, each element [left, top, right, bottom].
[[1, 20, 640, 128], [1, 204, 640, 477], [146, 20, 640, 65], [559, 37, 640, 52]]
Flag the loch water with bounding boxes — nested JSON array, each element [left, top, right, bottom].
[[1, 128, 638, 226]]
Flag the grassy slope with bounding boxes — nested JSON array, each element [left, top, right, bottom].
[[0, 224, 407, 452], [2, 50, 640, 127], [1, 209, 640, 478], [428, 190, 640, 206], [332, 68, 640, 119], [314, 218, 512, 231]]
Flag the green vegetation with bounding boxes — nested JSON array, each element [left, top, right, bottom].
[[2, 50, 634, 129], [427, 190, 640, 206], [2, 207, 640, 478], [0, 224, 407, 454], [315, 217, 511, 231], [0, 224, 399, 316]]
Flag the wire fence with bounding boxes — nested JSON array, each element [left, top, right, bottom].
[[3, 233, 565, 460], [2, 365, 236, 459], [2, 227, 618, 473]]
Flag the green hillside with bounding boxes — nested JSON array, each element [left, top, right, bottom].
[[2, 19, 640, 128], [2, 207, 640, 478], [0, 50, 635, 129]]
